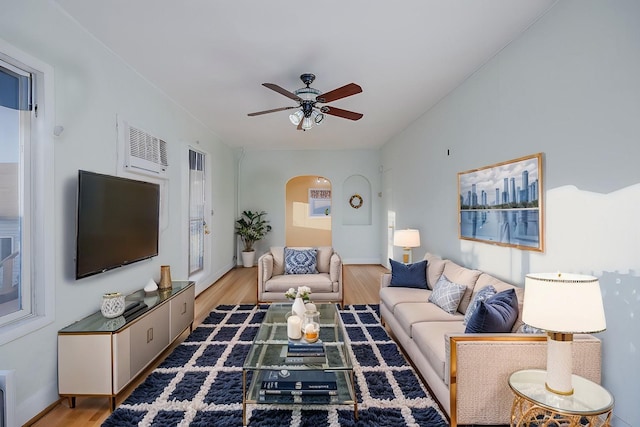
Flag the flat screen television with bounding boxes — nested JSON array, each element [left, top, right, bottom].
[[76, 170, 160, 279]]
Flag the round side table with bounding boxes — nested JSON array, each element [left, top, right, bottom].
[[509, 369, 614, 427]]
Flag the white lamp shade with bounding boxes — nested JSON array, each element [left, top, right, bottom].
[[301, 116, 313, 130], [289, 110, 303, 125], [393, 229, 420, 248], [522, 272, 606, 333]]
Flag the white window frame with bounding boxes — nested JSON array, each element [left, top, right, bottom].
[[188, 149, 205, 275], [0, 38, 55, 345], [185, 146, 211, 286]]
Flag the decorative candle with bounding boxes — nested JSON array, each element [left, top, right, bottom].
[[287, 315, 302, 340], [304, 323, 319, 342], [101, 292, 125, 318]]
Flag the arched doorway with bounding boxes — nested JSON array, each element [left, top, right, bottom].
[[285, 176, 332, 246]]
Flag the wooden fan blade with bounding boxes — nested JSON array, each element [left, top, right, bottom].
[[262, 83, 301, 101], [323, 106, 363, 121], [297, 120, 303, 131], [247, 106, 296, 116], [317, 83, 362, 103]]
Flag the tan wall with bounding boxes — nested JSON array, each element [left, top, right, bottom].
[[285, 176, 332, 247]]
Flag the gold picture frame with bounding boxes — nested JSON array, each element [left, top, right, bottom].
[[458, 153, 544, 252]]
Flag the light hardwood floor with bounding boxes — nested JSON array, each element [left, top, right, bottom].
[[28, 264, 388, 427]]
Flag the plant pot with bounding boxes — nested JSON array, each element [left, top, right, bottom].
[[241, 250, 256, 267]]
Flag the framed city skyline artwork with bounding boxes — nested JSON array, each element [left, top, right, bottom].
[[458, 153, 544, 251]]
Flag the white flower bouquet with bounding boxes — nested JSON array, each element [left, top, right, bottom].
[[285, 286, 311, 302]]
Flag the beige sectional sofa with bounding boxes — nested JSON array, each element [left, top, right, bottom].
[[380, 253, 602, 426], [257, 246, 343, 304]]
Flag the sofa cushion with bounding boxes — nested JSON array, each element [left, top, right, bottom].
[[442, 261, 482, 314], [260, 254, 274, 283], [264, 273, 333, 293], [412, 321, 466, 382], [474, 273, 525, 332], [389, 259, 428, 289], [463, 285, 496, 326], [284, 247, 318, 274], [316, 246, 333, 273], [424, 253, 446, 290], [329, 253, 341, 283], [380, 287, 432, 313], [465, 288, 519, 333], [395, 302, 464, 338], [429, 275, 467, 314], [270, 246, 285, 276]]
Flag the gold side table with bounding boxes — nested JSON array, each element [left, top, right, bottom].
[[509, 369, 614, 427]]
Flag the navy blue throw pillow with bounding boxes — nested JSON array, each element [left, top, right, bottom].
[[465, 288, 519, 333], [389, 259, 428, 289]]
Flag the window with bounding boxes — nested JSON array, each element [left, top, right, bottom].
[[0, 41, 54, 344], [188, 149, 206, 275]]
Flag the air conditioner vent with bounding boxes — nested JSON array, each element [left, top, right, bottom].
[[129, 126, 168, 167], [120, 120, 169, 178]]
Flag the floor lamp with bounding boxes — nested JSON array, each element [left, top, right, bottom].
[[522, 272, 606, 395], [393, 229, 420, 264]]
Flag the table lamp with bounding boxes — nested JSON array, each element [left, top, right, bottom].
[[522, 272, 606, 395], [393, 229, 420, 264]]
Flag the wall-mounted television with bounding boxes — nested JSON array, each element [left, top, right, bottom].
[[76, 170, 160, 279]]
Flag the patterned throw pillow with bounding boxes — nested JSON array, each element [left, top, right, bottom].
[[389, 259, 428, 289], [465, 288, 519, 333], [463, 285, 497, 325], [428, 274, 467, 314], [284, 248, 318, 274], [518, 323, 545, 334]]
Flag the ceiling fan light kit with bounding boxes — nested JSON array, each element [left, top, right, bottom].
[[289, 110, 303, 125], [248, 73, 363, 131]]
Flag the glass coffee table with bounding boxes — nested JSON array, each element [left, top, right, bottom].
[[242, 303, 357, 425]]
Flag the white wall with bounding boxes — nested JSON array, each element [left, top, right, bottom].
[[238, 149, 381, 264], [0, 1, 236, 424], [381, 1, 640, 425]]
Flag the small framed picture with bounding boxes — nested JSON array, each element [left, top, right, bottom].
[[308, 188, 331, 217]]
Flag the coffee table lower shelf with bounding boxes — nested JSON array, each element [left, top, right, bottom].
[[242, 368, 357, 426]]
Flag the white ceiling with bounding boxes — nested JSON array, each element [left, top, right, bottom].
[[54, 0, 557, 151]]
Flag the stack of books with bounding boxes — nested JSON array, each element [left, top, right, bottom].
[[258, 369, 338, 403], [285, 339, 326, 364]]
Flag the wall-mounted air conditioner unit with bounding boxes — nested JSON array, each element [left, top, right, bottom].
[[118, 118, 168, 179]]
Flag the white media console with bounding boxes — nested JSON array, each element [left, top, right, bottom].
[[58, 281, 195, 410]]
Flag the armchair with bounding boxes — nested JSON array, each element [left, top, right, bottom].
[[257, 246, 343, 305]]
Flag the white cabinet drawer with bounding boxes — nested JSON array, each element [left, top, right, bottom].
[[129, 302, 170, 376], [170, 285, 195, 340], [58, 334, 112, 395]]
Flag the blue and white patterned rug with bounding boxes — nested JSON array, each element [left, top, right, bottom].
[[102, 304, 447, 426]]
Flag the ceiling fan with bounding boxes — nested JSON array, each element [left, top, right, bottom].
[[247, 73, 363, 131]]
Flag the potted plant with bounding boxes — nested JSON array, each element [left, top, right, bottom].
[[235, 210, 272, 267]]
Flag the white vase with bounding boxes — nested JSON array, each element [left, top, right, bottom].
[[292, 297, 306, 320], [241, 250, 255, 267]]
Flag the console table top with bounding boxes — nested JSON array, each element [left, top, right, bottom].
[[59, 281, 194, 334]]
